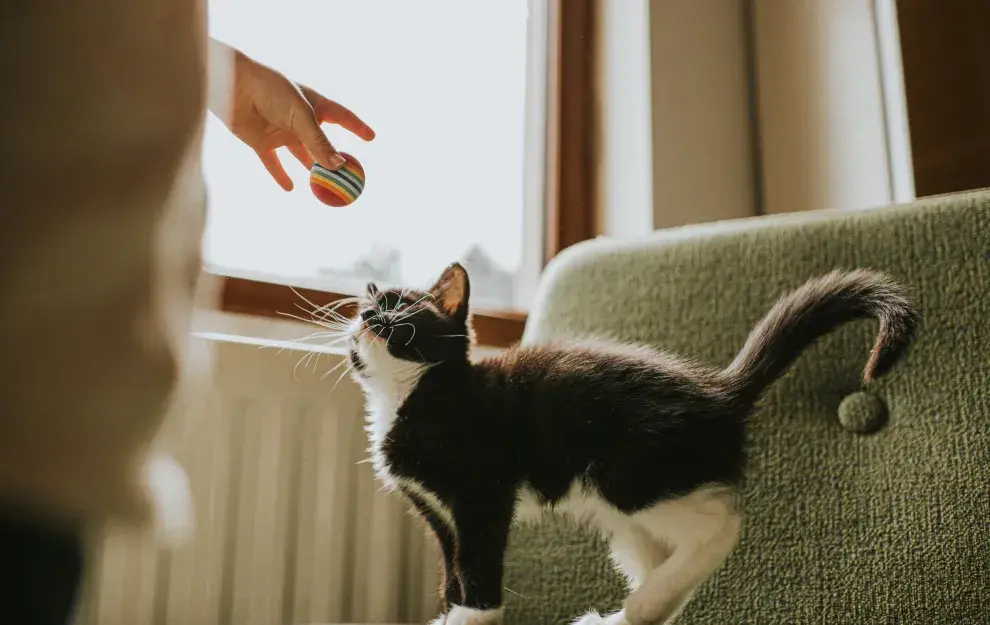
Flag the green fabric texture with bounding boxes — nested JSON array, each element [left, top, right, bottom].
[[503, 190, 990, 624]]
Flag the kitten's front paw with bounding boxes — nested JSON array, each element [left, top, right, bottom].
[[571, 609, 630, 625], [572, 611, 607, 625], [430, 605, 504, 625], [604, 609, 632, 625]]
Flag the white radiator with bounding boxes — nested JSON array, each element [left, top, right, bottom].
[[76, 333, 441, 625]]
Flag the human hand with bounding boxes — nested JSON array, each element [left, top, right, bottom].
[[222, 46, 375, 191]]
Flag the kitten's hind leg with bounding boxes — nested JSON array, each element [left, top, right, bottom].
[[622, 486, 741, 625], [571, 610, 628, 625], [608, 517, 673, 591], [571, 517, 671, 625]]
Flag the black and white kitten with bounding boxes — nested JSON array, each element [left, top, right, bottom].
[[345, 263, 919, 625]]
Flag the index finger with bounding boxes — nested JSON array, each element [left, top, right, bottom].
[[302, 87, 376, 142]]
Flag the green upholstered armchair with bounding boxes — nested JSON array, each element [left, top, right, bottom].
[[502, 190, 990, 624]]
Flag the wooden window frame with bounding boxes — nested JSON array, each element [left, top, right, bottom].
[[895, 0, 990, 198], [214, 0, 597, 349]]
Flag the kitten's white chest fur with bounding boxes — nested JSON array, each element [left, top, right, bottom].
[[354, 336, 457, 528], [361, 394, 401, 489], [352, 327, 429, 490]]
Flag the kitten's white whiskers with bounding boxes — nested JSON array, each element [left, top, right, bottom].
[[289, 286, 323, 316], [259, 331, 337, 356], [292, 349, 314, 382], [278, 310, 348, 331], [391, 288, 408, 313], [396, 306, 431, 323], [325, 295, 361, 311], [293, 301, 348, 325], [396, 294, 434, 322], [320, 354, 352, 381], [372, 292, 387, 316], [332, 359, 357, 391], [319, 297, 361, 323], [394, 322, 417, 345]]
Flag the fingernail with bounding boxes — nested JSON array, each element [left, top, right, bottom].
[[329, 153, 346, 168]]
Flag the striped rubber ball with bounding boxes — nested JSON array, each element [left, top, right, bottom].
[[309, 153, 365, 207]]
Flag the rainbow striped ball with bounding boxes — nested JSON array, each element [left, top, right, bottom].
[[309, 153, 365, 207]]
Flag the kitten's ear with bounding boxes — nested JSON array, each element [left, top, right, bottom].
[[429, 263, 470, 318], [366, 282, 380, 298]]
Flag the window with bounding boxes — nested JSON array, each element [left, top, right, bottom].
[[209, 0, 596, 347]]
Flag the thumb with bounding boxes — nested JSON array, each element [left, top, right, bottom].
[[290, 103, 346, 170]]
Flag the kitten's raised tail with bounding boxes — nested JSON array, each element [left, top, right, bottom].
[[723, 269, 921, 403]]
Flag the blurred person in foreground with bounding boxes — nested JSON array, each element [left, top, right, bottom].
[[0, 3, 374, 624]]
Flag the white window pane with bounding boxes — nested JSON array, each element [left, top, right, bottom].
[[204, 0, 538, 309]]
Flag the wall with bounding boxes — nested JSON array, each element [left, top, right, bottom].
[[648, 0, 757, 227], [595, 0, 914, 236], [753, 0, 894, 214]]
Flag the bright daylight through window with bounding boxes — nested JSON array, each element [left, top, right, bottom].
[[204, 0, 540, 311]]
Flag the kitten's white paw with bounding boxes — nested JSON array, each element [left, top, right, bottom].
[[571, 609, 631, 625], [572, 611, 607, 625], [604, 609, 632, 625], [430, 605, 504, 625], [626, 590, 688, 625]]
